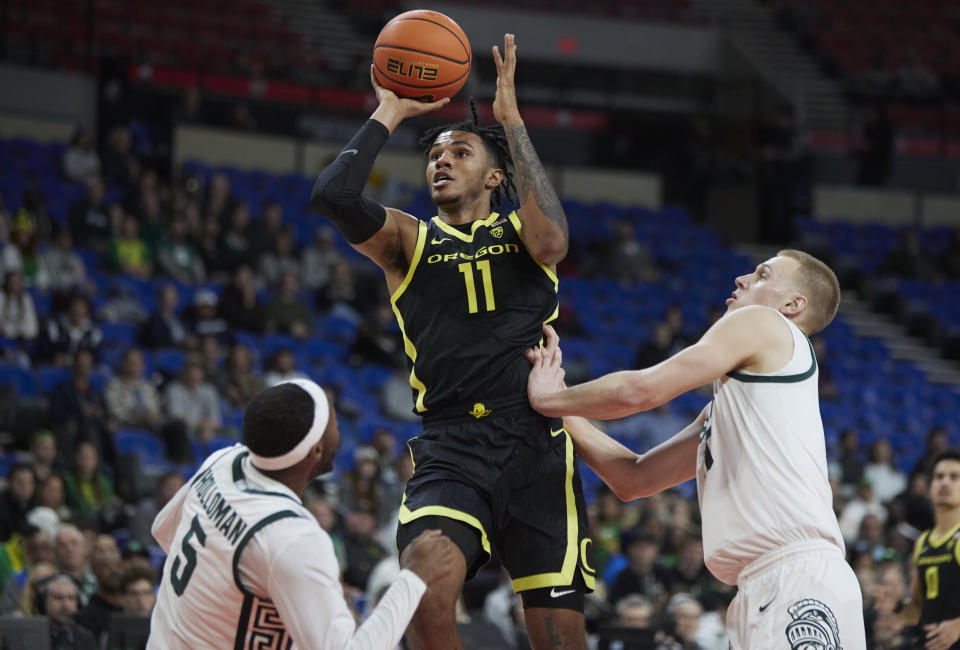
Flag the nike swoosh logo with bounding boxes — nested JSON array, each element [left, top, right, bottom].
[[431, 237, 451, 245], [758, 599, 775, 612], [341, 148, 358, 156], [550, 587, 576, 598], [550, 428, 565, 437]]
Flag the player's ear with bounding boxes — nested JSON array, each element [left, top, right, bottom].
[[782, 293, 807, 317], [485, 168, 504, 190]]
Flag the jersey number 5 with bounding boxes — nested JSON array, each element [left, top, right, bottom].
[[458, 261, 496, 314], [171, 514, 207, 596]]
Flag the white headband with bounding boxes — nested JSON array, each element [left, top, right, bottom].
[[249, 379, 330, 471]]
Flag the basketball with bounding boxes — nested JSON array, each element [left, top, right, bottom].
[[373, 10, 471, 102]]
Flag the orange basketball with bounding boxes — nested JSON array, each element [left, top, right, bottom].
[[373, 10, 471, 102]]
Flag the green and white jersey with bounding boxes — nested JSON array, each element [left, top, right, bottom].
[[148, 444, 426, 649], [696, 310, 844, 586]]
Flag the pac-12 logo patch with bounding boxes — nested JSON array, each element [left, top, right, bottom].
[[490, 226, 503, 238], [785, 598, 842, 650]]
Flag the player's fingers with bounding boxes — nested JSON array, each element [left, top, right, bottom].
[[370, 65, 380, 90], [417, 97, 450, 112], [543, 324, 559, 353], [505, 33, 516, 68], [554, 346, 562, 368], [492, 45, 503, 74]]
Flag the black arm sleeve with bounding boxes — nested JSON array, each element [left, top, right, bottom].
[[309, 119, 390, 244]]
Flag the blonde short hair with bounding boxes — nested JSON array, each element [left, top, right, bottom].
[[778, 249, 840, 335]]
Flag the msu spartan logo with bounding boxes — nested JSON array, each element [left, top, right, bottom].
[[784, 598, 843, 650]]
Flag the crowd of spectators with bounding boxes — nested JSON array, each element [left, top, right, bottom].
[[0, 122, 953, 649]]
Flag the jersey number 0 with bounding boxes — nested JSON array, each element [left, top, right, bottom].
[[458, 261, 496, 314]]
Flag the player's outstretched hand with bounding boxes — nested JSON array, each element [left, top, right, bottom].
[[524, 324, 566, 413], [370, 65, 450, 121], [925, 619, 960, 650], [492, 34, 523, 127], [400, 529, 460, 588]]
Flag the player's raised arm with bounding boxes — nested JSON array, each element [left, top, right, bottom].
[[493, 34, 568, 266], [527, 307, 787, 419], [309, 67, 449, 272]]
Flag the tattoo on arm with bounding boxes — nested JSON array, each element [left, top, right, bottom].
[[506, 125, 567, 241]]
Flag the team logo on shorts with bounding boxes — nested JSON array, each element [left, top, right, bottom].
[[784, 598, 842, 650]]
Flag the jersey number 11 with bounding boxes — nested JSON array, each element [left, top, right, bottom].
[[458, 261, 496, 314]]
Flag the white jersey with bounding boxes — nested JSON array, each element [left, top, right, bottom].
[[696, 311, 844, 585], [148, 444, 426, 650]]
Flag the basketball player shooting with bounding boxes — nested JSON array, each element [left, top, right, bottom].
[[311, 34, 593, 650], [525, 250, 868, 650]]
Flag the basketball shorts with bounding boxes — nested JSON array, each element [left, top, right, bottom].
[[396, 396, 595, 596], [727, 539, 866, 650]]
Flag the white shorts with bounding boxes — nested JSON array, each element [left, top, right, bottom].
[[727, 539, 866, 650]]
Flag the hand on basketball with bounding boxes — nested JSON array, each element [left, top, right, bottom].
[[525, 324, 566, 412], [400, 529, 461, 588], [925, 618, 960, 650], [492, 34, 523, 127], [369, 65, 450, 128]]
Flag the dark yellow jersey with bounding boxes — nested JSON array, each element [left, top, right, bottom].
[[391, 211, 558, 413], [915, 520, 960, 635]]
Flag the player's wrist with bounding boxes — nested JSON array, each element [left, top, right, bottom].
[[371, 102, 404, 133]]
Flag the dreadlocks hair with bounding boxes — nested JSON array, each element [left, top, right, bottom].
[[418, 99, 518, 213]]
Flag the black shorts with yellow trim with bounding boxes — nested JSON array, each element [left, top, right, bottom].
[[396, 395, 596, 597]]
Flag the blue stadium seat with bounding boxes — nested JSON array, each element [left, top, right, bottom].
[[0, 363, 37, 396], [101, 321, 138, 348], [115, 429, 165, 465], [34, 366, 71, 393], [153, 349, 186, 376]]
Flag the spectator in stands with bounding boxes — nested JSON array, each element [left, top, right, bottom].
[[107, 213, 153, 280], [39, 295, 104, 365], [138, 284, 187, 349], [62, 128, 101, 183], [660, 536, 713, 597], [30, 430, 62, 483], [635, 321, 677, 369], [0, 269, 38, 342], [218, 202, 257, 271], [339, 504, 388, 592], [0, 463, 36, 541], [813, 337, 838, 401], [75, 557, 123, 646], [304, 493, 346, 573], [614, 593, 653, 628], [37, 225, 87, 293], [196, 212, 228, 279], [605, 219, 657, 284], [864, 438, 906, 503], [250, 200, 286, 256], [913, 426, 949, 475], [37, 474, 71, 522], [63, 441, 118, 522], [134, 185, 165, 254], [105, 347, 162, 430], [67, 177, 111, 253], [219, 264, 265, 334], [835, 428, 866, 489], [348, 303, 402, 367], [156, 212, 206, 284], [265, 270, 311, 339], [839, 476, 887, 542], [300, 225, 341, 292], [48, 349, 116, 467], [0, 524, 54, 614], [878, 229, 934, 281], [197, 334, 226, 391], [220, 343, 264, 408], [162, 355, 221, 448], [657, 593, 705, 650], [1, 216, 44, 287], [340, 445, 386, 523], [120, 565, 157, 616], [128, 471, 184, 550], [258, 227, 301, 288], [53, 524, 96, 605], [315, 259, 365, 322], [100, 126, 139, 189], [10, 561, 55, 616], [888, 469, 934, 533], [42, 574, 98, 650], [262, 347, 308, 387], [202, 172, 233, 224], [187, 288, 229, 343], [608, 528, 668, 608]]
